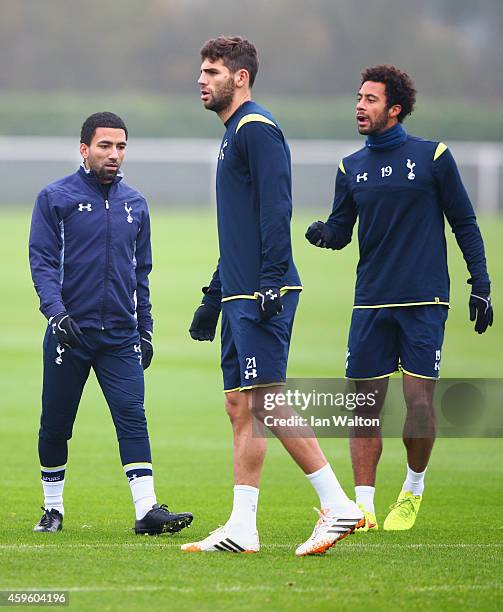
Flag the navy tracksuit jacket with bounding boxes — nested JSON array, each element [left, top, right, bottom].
[[29, 165, 153, 467]]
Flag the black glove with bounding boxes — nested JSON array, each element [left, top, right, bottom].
[[139, 329, 154, 369], [468, 279, 493, 334], [305, 221, 335, 248], [189, 287, 221, 341], [49, 312, 83, 348], [256, 288, 283, 321]]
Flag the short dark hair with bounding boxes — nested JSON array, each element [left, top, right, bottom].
[[360, 65, 417, 122], [80, 112, 128, 145], [200, 35, 259, 87]]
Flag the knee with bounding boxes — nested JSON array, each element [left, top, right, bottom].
[[39, 426, 72, 444], [406, 400, 434, 415], [224, 392, 249, 426]]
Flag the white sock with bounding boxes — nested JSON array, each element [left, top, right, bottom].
[[42, 479, 65, 515], [226, 485, 259, 532], [306, 463, 359, 517], [355, 485, 375, 514], [403, 465, 427, 496], [129, 476, 157, 520]]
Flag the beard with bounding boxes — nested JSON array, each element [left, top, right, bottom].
[[358, 109, 390, 135], [91, 163, 120, 183], [204, 76, 236, 114]]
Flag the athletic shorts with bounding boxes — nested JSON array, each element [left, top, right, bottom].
[[221, 290, 300, 392], [345, 305, 449, 380]]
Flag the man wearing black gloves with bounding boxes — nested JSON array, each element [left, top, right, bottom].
[[185, 37, 364, 557], [29, 112, 192, 535], [306, 65, 493, 532]]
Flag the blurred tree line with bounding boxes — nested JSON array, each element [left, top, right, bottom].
[[0, 0, 501, 139]]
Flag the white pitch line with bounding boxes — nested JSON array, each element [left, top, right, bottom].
[[0, 543, 501, 550], [0, 584, 501, 595]]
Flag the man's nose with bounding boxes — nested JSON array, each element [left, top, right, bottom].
[[198, 73, 207, 86]]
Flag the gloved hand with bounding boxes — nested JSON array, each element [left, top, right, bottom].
[[189, 287, 221, 341], [139, 329, 154, 369], [305, 221, 335, 248], [256, 288, 283, 321], [468, 279, 493, 334], [49, 312, 83, 348]]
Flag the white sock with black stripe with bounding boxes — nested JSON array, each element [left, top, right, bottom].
[[41, 465, 66, 515], [125, 463, 156, 520]]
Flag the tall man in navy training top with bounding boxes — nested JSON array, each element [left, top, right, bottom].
[[29, 112, 193, 535], [306, 65, 493, 531], [184, 36, 364, 556]]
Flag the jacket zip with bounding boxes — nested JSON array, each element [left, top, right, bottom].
[[101, 199, 111, 329]]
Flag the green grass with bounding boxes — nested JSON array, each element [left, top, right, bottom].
[[1, 210, 502, 611]]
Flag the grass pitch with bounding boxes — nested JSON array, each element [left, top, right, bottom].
[[1, 210, 502, 611]]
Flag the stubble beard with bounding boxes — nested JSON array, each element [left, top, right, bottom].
[[204, 77, 236, 114], [90, 161, 119, 183], [358, 109, 390, 135]]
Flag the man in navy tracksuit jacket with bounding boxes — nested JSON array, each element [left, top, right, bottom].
[[29, 112, 192, 535], [306, 66, 493, 532]]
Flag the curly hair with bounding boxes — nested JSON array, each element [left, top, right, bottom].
[[360, 65, 417, 122], [200, 35, 259, 87]]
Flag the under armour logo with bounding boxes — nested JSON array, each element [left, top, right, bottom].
[[124, 203, 133, 223], [356, 173, 368, 183], [219, 139, 228, 161], [406, 159, 416, 180], [244, 368, 257, 380], [78, 203, 92, 212], [266, 289, 278, 300], [55, 343, 65, 365], [134, 344, 141, 353]]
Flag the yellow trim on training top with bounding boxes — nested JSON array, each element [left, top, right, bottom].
[[353, 300, 449, 309], [235, 113, 276, 133], [434, 142, 448, 160], [338, 160, 346, 174], [222, 286, 303, 303]]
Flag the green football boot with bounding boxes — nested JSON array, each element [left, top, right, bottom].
[[355, 503, 379, 532], [383, 490, 422, 531]]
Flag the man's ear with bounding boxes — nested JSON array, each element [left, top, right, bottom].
[[388, 104, 402, 120], [234, 68, 250, 89], [79, 143, 89, 159]]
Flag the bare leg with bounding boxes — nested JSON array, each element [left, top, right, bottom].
[[225, 390, 267, 487], [402, 374, 436, 472], [247, 386, 329, 474], [349, 378, 389, 486]]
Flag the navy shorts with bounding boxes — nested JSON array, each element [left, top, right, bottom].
[[221, 290, 300, 392], [345, 305, 449, 380]]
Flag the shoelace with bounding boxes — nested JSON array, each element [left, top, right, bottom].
[[38, 507, 54, 527], [388, 497, 417, 518]]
